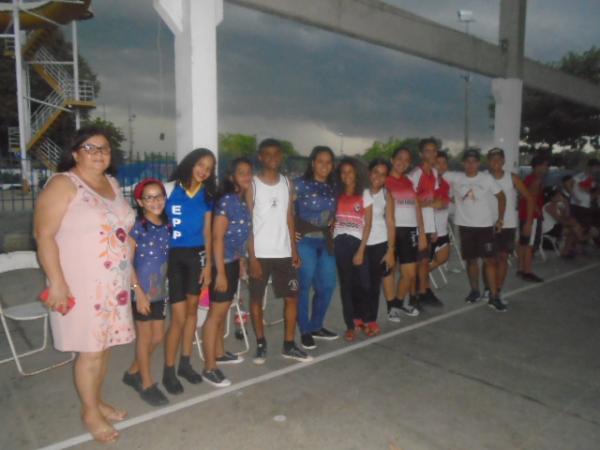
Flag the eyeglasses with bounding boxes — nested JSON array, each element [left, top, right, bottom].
[[80, 143, 111, 156], [141, 194, 165, 202]]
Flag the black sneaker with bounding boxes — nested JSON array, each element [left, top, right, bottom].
[[162, 370, 184, 395], [521, 272, 544, 283], [311, 328, 339, 340], [397, 303, 419, 317], [465, 290, 481, 303], [423, 289, 444, 308], [177, 364, 203, 384], [488, 297, 507, 312], [202, 368, 231, 387], [282, 343, 314, 362], [139, 383, 169, 406], [253, 343, 267, 365], [411, 295, 424, 312], [216, 351, 244, 365], [122, 371, 142, 393], [301, 333, 317, 350]]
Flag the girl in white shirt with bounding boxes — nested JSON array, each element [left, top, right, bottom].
[[364, 159, 395, 336]]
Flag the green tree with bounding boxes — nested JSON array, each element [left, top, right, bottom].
[[362, 137, 422, 162], [498, 47, 600, 151], [218, 133, 300, 159]]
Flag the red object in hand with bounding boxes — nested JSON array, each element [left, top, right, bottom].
[[39, 288, 76, 314]]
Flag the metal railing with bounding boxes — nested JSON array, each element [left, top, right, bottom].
[[8, 127, 20, 153], [0, 154, 177, 212], [37, 138, 62, 167], [33, 46, 72, 91], [61, 79, 95, 102], [29, 90, 65, 139]]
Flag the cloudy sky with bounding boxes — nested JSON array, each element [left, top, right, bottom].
[[75, 0, 600, 156]]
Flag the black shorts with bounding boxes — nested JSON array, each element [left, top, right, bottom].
[[132, 298, 168, 322], [430, 234, 450, 259], [459, 226, 495, 260], [395, 227, 418, 265], [249, 257, 298, 300], [167, 247, 206, 303], [544, 224, 563, 239], [210, 260, 240, 303], [519, 218, 542, 249], [493, 228, 516, 254]]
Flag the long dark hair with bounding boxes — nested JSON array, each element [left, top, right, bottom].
[[335, 157, 365, 196], [57, 126, 118, 175], [217, 157, 253, 201], [303, 146, 335, 185], [168, 148, 217, 200]]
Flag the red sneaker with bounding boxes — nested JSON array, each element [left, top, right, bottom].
[[353, 319, 365, 331], [365, 322, 381, 336], [344, 329, 356, 342]]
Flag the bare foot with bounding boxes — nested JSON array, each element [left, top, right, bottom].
[[82, 408, 119, 444], [99, 401, 128, 422]]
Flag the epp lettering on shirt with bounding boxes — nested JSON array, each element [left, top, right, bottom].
[[166, 184, 213, 248]]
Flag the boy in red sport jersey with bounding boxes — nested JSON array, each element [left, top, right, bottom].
[[517, 155, 549, 283], [409, 138, 443, 308]]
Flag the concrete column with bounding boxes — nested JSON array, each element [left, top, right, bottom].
[[492, 78, 523, 172], [154, 0, 223, 162]]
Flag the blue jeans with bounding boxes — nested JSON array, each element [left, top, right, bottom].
[[297, 237, 337, 334]]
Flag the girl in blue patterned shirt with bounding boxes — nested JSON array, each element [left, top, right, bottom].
[[294, 146, 338, 350], [123, 178, 170, 406], [202, 157, 253, 387]]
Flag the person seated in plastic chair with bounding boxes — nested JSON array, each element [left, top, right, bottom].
[[542, 186, 588, 259]]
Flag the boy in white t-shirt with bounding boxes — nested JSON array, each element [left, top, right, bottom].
[[444, 149, 507, 312], [246, 139, 312, 364]]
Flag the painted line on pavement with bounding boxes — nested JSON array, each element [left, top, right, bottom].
[[39, 262, 600, 450]]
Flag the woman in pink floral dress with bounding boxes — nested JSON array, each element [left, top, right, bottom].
[[34, 127, 135, 444]]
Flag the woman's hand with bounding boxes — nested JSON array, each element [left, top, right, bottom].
[[135, 289, 151, 316], [215, 272, 228, 293], [46, 282, 71, 314], [418, 234, 428, 251], [249, 257, 263, 280], [199, 264, 212, 288], [352, 250, 364, 266], [292, 248, 302, 269], [383, 249, 395, 270]]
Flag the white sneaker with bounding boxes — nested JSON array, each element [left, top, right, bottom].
[[387, 307, 402, 323]]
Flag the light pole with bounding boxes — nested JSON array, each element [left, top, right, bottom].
[[338, 132, 344, 155], [458, 10, 474, 151], [128, 103, 136, 161]]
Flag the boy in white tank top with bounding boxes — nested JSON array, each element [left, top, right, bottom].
[[246, 139, 312, 364], [486, 147, 534, 301]]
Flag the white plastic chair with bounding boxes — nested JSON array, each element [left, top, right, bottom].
[[261, 276, 284, 326], [542, 234, 561, 256], [194, 279, 250, 360], [447, 223, 466, 271], [0, 251, 75, 376]]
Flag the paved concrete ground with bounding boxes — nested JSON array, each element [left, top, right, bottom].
[[1, 252, 599, 450]]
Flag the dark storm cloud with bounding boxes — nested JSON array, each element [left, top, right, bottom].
[[77, 0, 600, 153]]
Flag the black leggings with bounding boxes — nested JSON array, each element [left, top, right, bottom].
[[334, 234, 370, 330], [365, 242, 387, 323]]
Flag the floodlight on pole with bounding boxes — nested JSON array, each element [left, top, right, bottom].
[[458, 9, 474, 151]]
